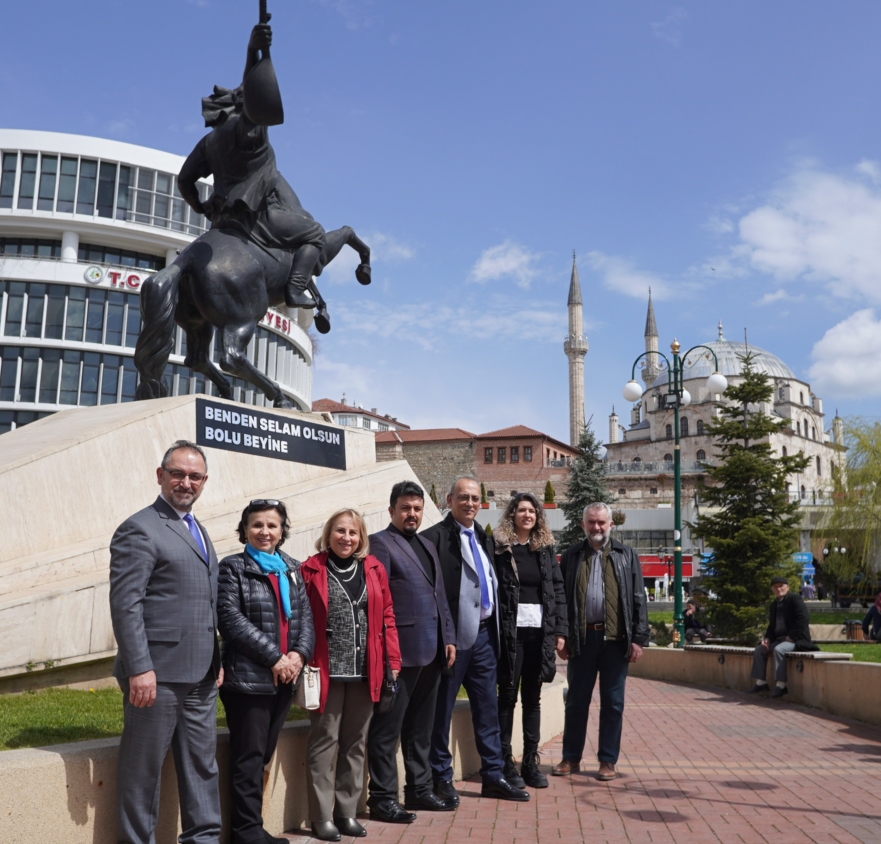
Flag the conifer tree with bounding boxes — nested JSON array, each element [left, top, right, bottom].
[[544, 480, 555, 504], [429, 483, 439, 507], [559, 421, 615, 550], [692, 352, 809, 640]]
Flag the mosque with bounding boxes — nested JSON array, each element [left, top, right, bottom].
[[564, 257, 846, 574]]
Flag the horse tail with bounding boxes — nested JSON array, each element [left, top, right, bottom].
[[134, 261, 183, 400]]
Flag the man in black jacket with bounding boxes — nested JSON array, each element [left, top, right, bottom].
[[421, 477, 530, 803], [366, 481, 457, 823], [749, 576, 815, 698], [552, 503, 649, 782]]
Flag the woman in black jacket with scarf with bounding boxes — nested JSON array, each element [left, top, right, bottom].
[[494, 492, 568, 789], [218, 499, 315, 844]]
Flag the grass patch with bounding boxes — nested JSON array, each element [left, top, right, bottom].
[[817, 643, 881, 663], [648, 612, 674, 624], [0, 687, 309, 751], [649, 610, 866, 626]]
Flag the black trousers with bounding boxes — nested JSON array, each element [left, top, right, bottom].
[[498, 627, 544, 756], [367, 659, 442, 802], [220, 684, 293, 844]]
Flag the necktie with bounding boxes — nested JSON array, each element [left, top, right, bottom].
[[463, 529, 491, 611], [183, 513, 208, 562]]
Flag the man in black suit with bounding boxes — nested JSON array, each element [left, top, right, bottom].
[[748, 576, 816, 698], [421, 477, 530, 803], [366, 481, 458, 823]]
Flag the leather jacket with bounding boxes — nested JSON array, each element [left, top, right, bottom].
[[217, 548, 315, 695]]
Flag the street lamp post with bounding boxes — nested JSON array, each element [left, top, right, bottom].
[[623, 340, 728, 647]]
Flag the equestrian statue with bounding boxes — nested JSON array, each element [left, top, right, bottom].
[[134, 2, 370, 408]]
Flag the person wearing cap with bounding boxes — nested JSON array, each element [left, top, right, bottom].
[[748, 576, 816, 698]]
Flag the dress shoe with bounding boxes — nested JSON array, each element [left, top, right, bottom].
[[481, 778, 530, 801], [597, 763, 617, 781], [747, 683, 769, 694], [551, 759, 581, 776], [503, 754, 526, 789], [368, 799, 416, 824], [404, 792, 457, 811], [770, 686, 788, 699], [311, 821, 341, 842], [433, 779, 460, 806], [262, 831, 289, 844], [333, 817, 367, 837], [521, 752, 549, 789]]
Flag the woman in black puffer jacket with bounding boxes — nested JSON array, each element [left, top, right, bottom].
[[218, 499, 315, 844], [494, 492, 568, 790]]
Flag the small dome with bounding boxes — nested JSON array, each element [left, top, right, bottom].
[[653, 338, 797, 387]]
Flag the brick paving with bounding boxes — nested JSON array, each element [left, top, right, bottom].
[[281, 676, 881, 843]]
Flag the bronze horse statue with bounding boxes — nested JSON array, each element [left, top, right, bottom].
[[134, 9, 369, 408]]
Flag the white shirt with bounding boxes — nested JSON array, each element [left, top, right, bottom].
[[455, 519, 495, 620]]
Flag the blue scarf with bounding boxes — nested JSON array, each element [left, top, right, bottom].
[[246, 544, 292, 619]]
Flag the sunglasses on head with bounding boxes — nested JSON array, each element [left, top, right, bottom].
[[250, 499, 281, 508]]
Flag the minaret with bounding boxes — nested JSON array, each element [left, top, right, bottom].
[[642, 287, 659, 387], [833, 410, 844, 446], [564, 252, 588, 446], [608, 406, 619, 444]]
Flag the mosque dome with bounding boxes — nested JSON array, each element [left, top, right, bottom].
[[652, 322, 797, 387]]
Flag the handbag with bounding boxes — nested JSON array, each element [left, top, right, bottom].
[[293, 664, 321, 710], [376, 624, 398, 714]]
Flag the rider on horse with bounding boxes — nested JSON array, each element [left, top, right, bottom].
[[177, 22, 323, 310]]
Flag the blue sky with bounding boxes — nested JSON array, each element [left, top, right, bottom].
[[5, 1, 881, 443]]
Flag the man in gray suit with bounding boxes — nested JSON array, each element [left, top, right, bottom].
[[110, 440, 223, 844]]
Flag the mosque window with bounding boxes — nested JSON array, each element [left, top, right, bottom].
[[797, 421, 801, 436], [779, 386, 785, 400], [696, 449, 706, 461], [680, 417, 689, 437], [817, 456, 821, 476], [665, 424, 672, 439], [782, 446, 787, 457], [696, 420, 705, 435], [664, 453, 673, 462], [800, 485, 806, 500], [812, 426, 816, 440], [800, 391, 804, 404]]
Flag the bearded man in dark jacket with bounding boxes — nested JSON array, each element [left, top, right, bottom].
[[552, 503, 649, 782]]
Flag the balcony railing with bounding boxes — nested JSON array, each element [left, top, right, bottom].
[[604, 461, 708, 475]]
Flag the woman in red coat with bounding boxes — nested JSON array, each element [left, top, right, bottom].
[[300, 508, 401, 842]]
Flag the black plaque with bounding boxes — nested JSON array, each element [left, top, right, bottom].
[[196, 398, 346, 470]]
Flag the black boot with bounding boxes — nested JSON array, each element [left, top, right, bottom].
[[521, 750, 548, 789], [285, 245, 319, 309], [503, 753, 526, 789]]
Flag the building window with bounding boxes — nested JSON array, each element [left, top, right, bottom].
[[633, 456, 641, 463], [362, 417, 371, 429], [663, 453, 673, 462], [17, 153, 37, 210], [696, 420, 705, 435], [665, 424, 672, 439], [800, 485, 806, 500], [618, 488, 627, 496], [779, 386, 785, 400], [817, 456, 821, 476], [498, 447, 506, 463], [797, 421, 801, 436], [377, 423, 388, 432], [510, 446, 519, 463], [812, 426, 816, 440], [0, 152, 17, 208], [696, 449, 706, 461], [524, 446, 532, 462], [650, 487, 658, 495], [800, 391, 804, 404], [782, 446, 787, 457], [680, 417, 689, 437], [484, 447, 493, 463]]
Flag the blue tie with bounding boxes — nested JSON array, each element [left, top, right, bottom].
[[463, 528, 491, 611], [183, 513, 208, 563]]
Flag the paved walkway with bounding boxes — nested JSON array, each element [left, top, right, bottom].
[[282, 676, 881, 843]]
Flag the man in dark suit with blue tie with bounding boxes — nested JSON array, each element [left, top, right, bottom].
[[421, 477, 530, 803], [366, 481, 458, 823], [109, 440, 223, 844]]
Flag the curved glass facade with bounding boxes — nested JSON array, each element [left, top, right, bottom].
[[0, 130, 313, 434]]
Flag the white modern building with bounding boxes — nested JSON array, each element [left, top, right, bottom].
[[0, 129, 314, 433]]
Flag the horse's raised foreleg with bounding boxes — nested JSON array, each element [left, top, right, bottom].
[[316, 225, 371, 286], [217, 323, 294, 409], [183, 319, 233, 399]]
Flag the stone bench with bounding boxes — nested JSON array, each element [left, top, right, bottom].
[[685, 644, 853, 661]]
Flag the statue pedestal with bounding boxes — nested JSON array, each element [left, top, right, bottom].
[[0, 395, 436, 688]]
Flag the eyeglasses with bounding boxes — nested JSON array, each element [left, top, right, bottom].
[[163, 468, 206, 483], [250, 499, 281, 508]]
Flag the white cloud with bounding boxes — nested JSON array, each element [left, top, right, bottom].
[[703, 214, 735, 235], [651, 7, 687, 47], [755, 288, 790, 306], [734, 165, 881, 302], [585, 251, 671, 299], [309, 0, 372, 30], [856, 159, 881, 183], [809, 309, 881, 397], [470, 241, 540, 289]]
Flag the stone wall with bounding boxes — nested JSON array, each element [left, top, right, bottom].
[[396, 440, 477, 502]]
